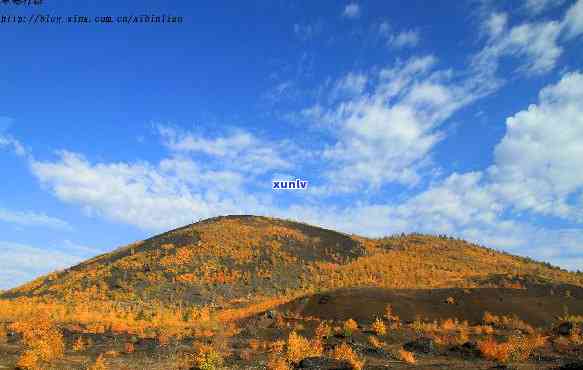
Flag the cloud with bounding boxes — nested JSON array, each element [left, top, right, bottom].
[[488, 71, 583, 220], [0, 134, 26, 157], [563, 0, 583, 38], [304, 55, 493, 193], [30, 150, 275, 231], [476, 0, 583, 76], [0, 241, 83, 290], [343, 3, 360, 18], [329, 72, 368, 100], [0, 208, 72, 231], [524, 0, 565, 14], [388, 30, 420, 48], [377, 23, 420, 48], [293, 23, 322, 41], [476, 15, 563, 75], [158, 126, 295, 175], [484, 12, 508, 39]]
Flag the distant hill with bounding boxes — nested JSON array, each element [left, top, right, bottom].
[[3, 215, 583, 317]]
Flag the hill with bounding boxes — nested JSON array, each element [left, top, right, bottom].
[[3, 215, 583, 310], [2, 215, 583, 369]]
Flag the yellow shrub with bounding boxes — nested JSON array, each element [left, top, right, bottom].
[[269, 339, 286, 354], [193, 344, 223, 370], [73, 336, 87, 352], [315, 321, 332, 339], [368, 335, 384, 349], [371, 317, 386, 336], [10, 313, 64, 368], [478, 337, 510, 363], [17, 350, 39, 370], [286, 331, 322, 364], [332, 343, 364, 370], [398, 348, 416, 364], [266, 354, 291, 370], [343, 318, 358, 337]]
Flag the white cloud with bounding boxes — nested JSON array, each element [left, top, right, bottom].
[[0, 208, 72, 231], [305, 55, 492, 193], [488, 71, 583, 220], [484, 12, 508, 39], [158, 126, 295, 175], [0, 241, 83, 290], [563, 0, 583, 38], [524, 0, 565, 14], [389, 30, 420, 48], [477, 18, 563, 75], [329, 72, 368, 100], [29, 150, 275, 232], [0, 134, 26, 157], [343, 3, 360, 18], [476, 1, 583, 76]]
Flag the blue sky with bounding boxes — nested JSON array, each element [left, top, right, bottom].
[[1, 0, 583, 289]]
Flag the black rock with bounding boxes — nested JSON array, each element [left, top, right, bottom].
[[318, 295, 331, 304], [404, 336, 435, 354], [296, 356, 352, 370], [557, 321, 574, 336], [557, 362, 583, 370]]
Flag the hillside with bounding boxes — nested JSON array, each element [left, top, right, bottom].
[[3, 215, 582, 306], [2, 215, 583, 369], [3, 215, 583, 308]]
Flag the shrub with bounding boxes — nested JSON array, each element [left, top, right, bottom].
[[193, 344, 224, 370], [73, 336, 87, 352], [331, 343, 364, 370], [371, 317, 386, 336], [286, 331, 322, 364], [266, 354, 291, 370], [384, 304, 399, 323], [368, 335, 384, 349], [478, 337, 510, 363], [124, 342, 135, 354], [398, 348, 416, 364], [10, 313, 64, 369], [343, 319, 358, 337], [269, 339, 286, 354], [315, 321, 332, 339]]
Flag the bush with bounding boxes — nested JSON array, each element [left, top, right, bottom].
[[398, 348, 416, 364], [286, 331, 323, 364], [315, 321, 332, 339], [193, 344, 224, 370], [371, 317, 386, 336], [10, 313, 64, 369], [343, 319, 358, 337], [331, 343, 364, 370]]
